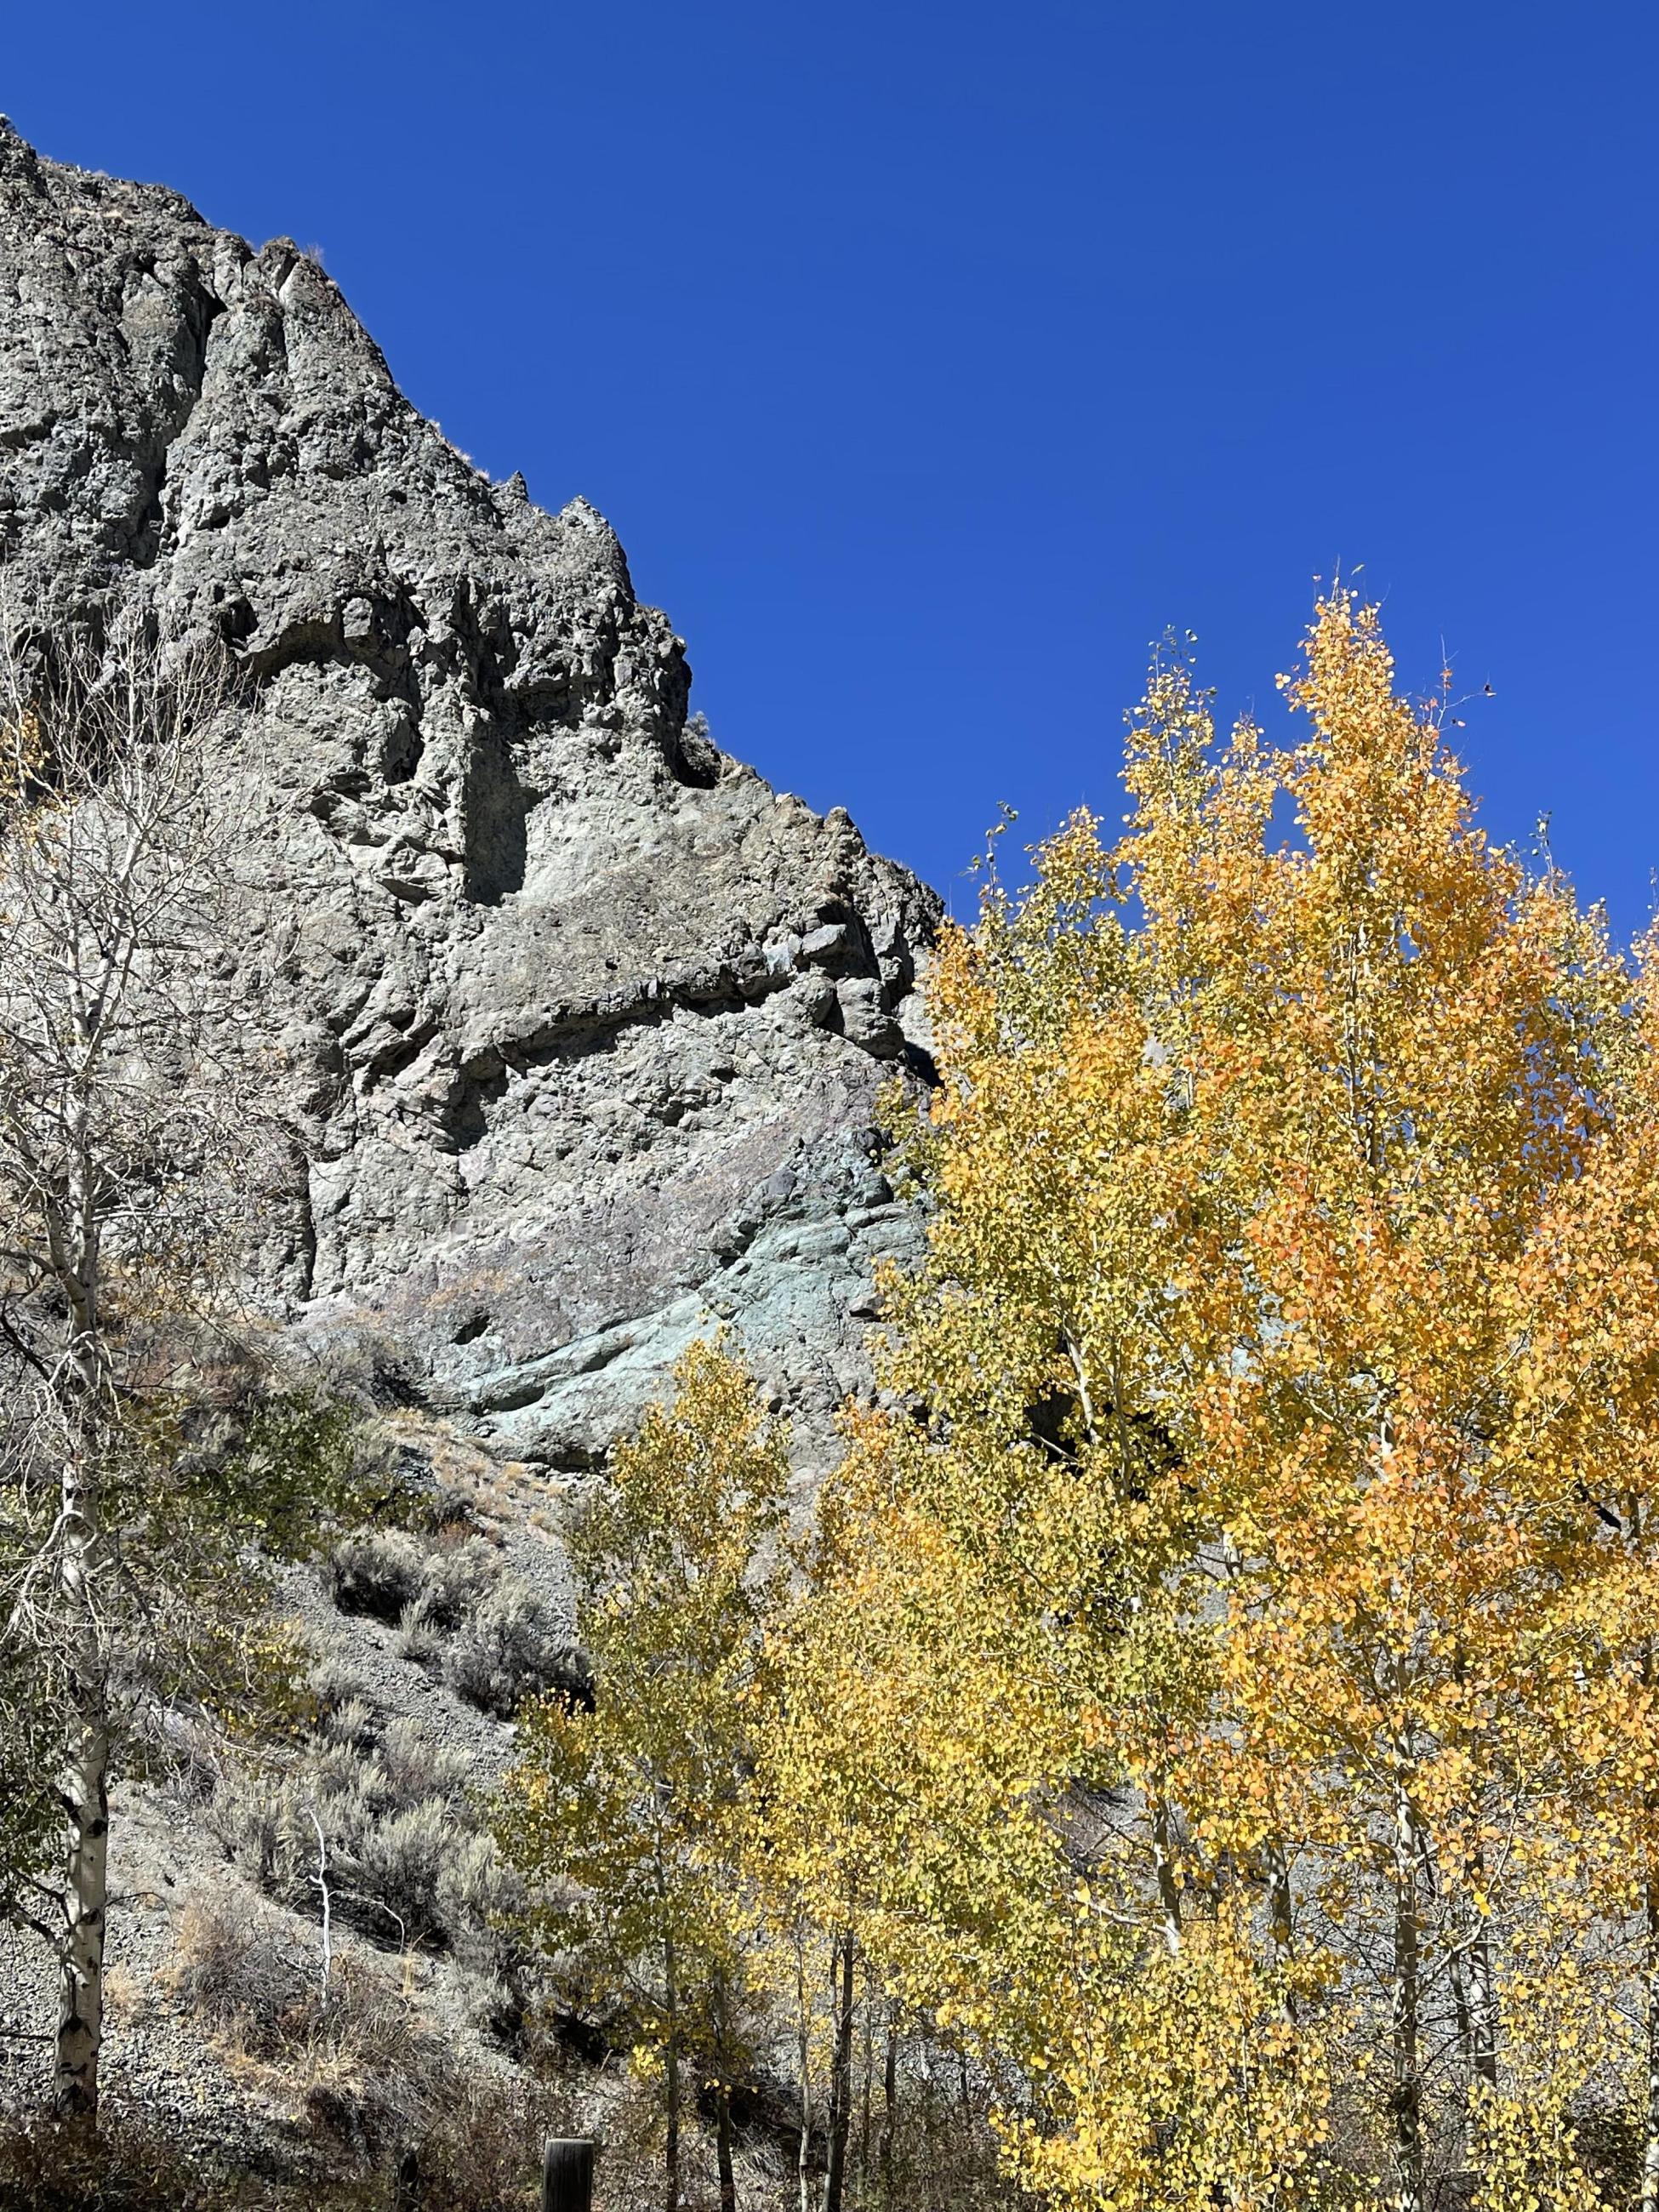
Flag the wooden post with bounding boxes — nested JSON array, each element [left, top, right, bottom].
[[544, 2138, 596, 2212]]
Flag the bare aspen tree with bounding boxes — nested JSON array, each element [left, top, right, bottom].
[[0, 613, 349, 2123]]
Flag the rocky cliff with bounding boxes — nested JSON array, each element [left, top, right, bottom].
[[0, 117, 938, 1480]]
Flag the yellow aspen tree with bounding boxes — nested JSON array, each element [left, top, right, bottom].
[[782, 1330, 1334, 2209], [802, 595, 1651, 2209], [497, 1339, 789, 2212], [1485, 933, 1659, 2208], [778, 782, 1337, 2206], [1147, 600, 1634, 2210], [752, 1436, 1070, 2209]]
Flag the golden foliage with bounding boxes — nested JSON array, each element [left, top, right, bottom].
[[784, 596, 1659, 2207], [502, 597, 1659, 2209], [498, 1339, 788, 2136]]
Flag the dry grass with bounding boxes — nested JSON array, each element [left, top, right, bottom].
[[100, 1961, 148, 2026], [0, 2112, 378, 2210]]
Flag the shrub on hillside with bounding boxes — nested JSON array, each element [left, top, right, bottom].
[[402, 1536, 499, 1635], [320, 1514, 577, 1730], [170, 1890, 421, 2084], [324, 1523, 505, 1662], [443, 1582, 591, 1719], [164, 1889, 311, 2055], [321, 1530, 429, 1622], [402, 1477, 480, 1537], [209, 1699, 519, 1954]]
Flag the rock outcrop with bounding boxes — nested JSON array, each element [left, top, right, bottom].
[[0, 117, 938, 1478]]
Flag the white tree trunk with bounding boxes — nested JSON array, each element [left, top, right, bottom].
[[1151, 1794, 1183, 1957], [824, 1927, 856, 2212], [1465, 1918, 1497, 2091], [796, 1924, 816, 2212], [54, 1703, 109, 2118], [1390, 1778, 1426, 2212], [53, 1163, 111, 2121], [663, 1929, 681, 2212]]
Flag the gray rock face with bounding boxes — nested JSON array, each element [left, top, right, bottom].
[[0, 118, 939, 1474]]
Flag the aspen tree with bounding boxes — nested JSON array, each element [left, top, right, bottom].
[[835, 776, 1331, 2207], [805, 596, 1651, 2208], [0, 617, 356, 2123], [1484, 932, 1659, 2208], [1144, 601, 1634, 2208], [499, 1339, 788, 2212]]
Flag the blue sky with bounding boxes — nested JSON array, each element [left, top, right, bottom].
[[7, 3, 1656, 928]]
